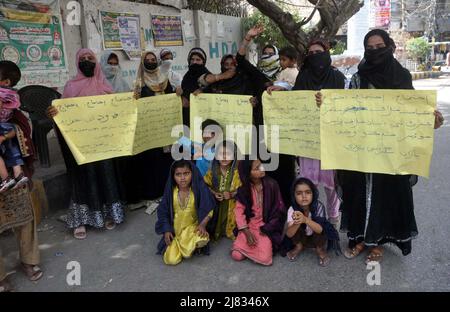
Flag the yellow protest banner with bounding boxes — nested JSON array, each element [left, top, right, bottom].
[[190, 93, 253, 154], [320, 89, 436, 177], [53, 93, 136, 164], [52, 93, 182, 165], [133, 94, 183, 154], [262, 91, 320, 159]]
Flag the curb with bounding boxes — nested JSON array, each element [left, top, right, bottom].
[[411, 71, 442, 80]]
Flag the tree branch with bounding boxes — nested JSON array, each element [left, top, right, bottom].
[[247, 0, 309, 53], [246, 0, 364, 58], [299, 0, 321, 27]]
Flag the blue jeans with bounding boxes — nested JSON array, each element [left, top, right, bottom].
[[0, 123, 24, 168]]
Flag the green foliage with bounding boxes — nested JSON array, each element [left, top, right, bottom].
[[406, 37, 431, 61], [330, 40, 346, 55], [243, 10, 302, 49]]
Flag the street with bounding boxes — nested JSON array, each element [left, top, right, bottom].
[[1, 76, 450, 292]]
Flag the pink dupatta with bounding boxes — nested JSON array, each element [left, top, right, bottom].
[[62, 48, 113, 98]]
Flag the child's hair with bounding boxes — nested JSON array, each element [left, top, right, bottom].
[[237, 156, 262, 211], [201, 119, 221, 131], [262, 44, 277, 55], [0, 61, 21, 87], [291, 177, 318, 210], [215, 139, 240, 159], [171, 160, 193, 185], [211, 140, 240, 188], [279, 47, 298, 61]]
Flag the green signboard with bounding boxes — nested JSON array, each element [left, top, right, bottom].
[[0, 14, 66, 71]]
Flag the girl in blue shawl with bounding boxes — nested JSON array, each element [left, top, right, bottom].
[[99, 51, 130, 93], [155, 160, 216, 265], [284, 177, 340, 266]]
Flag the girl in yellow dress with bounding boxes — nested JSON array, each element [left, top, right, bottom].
[[155, 160, 216, 265], [204, 140, 241, 241]]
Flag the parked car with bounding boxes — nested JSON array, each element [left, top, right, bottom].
[[431, 60, 446, 71]]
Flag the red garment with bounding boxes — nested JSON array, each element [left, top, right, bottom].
[[0, 87, 21, 110], [231, 186, 273, 266]]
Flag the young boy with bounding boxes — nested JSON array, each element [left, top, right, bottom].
[[272, 47, 299, 90], [0, 61, 28, 192], [178, 119, 223, 177]]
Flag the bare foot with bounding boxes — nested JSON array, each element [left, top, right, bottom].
[[21, 263, 43, 281], [344, 242, 365, 259], [287, 243, 303, 261], [366, 246, 383, 264], [316, 248, 331, 267], [73, 226, 87, 239]]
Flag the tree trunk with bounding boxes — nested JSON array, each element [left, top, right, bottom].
[[247, 0, 364, 56]]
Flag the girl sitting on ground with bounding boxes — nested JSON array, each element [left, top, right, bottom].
[[155, 160, 216, 265], [285, 177, 340, 266], [231, 157, 285, 266]]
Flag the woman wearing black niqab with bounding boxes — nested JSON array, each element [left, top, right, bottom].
[[339, 29, 444, 264], [180, 48, 210, 127]]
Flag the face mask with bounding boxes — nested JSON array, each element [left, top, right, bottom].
[[364, 47, 392, 65], [104, 65, 118, 78], [161, 59, 173, 67], [188, 63, 205, 74], [144, 61, 158, 71], [160, 59, 173, 72], [79, 60, 96, 77], [261, 53, 276, 60], [306, 51, 331, 72]]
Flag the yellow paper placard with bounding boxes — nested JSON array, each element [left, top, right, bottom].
[[53, 93, 182, 165], [133, 94, 183, 154], [262, 91, 320, 159], [190, 93, 253, 154], [320, 89, 436, 177]]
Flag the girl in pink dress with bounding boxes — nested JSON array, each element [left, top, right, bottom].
[[231, 158, 285, 265]]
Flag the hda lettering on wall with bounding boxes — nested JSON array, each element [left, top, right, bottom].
[[209, 42, 238, 59]]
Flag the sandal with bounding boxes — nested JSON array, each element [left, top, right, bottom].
[[0, 177, 16, 193], [287, 245, 303, 262], [21, 263, 43, 282], [319, 256, 331, 267], [73, 226, 87, 240], [12, 174, 29, 190], [344, 243, 365, 259], [105, 220, 116, 231], [365, 247, 383, 264], [0, 278, 13, 292]]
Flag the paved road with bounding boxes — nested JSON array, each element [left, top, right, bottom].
[[2, 76, 450, 292]]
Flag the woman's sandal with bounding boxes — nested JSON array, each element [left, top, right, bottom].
[[365, 247, 383, 264], [73, 226, 87, 240], [344, 243, 365, 260], [21, 263, 43, 282]]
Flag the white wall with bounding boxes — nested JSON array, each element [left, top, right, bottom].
[[77, 0, 243, 88], [60, 0, 83, 86], [346, 0, 370, 56]]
